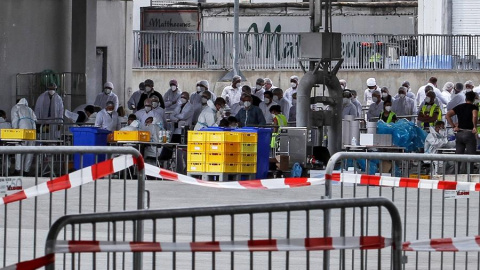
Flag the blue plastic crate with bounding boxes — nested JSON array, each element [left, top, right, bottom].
[[69, 127, 111, 170], [237, 128, 272, 179]]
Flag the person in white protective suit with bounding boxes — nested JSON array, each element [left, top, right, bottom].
[[94, 82, 119, 111], [135, 98, 163, 129], [127, 82, 145, 113], [170, 91, 194, 134], [163, 79, 181, 112], [142, 116, 165, 161], [11, 98, 37, 176], [424, 120, 455, 174], [194, 91, 216, 131], [95, 101, 121, 131], [120, 119, 140, 131], [34, 83, 64, 139]]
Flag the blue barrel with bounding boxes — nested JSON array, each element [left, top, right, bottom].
[[69, 127, 111, 170], [237, 127, 272, 179]]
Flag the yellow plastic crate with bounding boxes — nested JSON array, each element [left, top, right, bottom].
[[206, 131, 241, 142], [240, 143, 257, 153], [206, 142, 240, 153], [240, 132, 257, 143], [240, 153, 257, 163], [187, 152, 205, 163], [206, 163, 240, 173], [1, 129, 36, 140], [187, 142, 205, 152], [187, 162, 205, 172], [113, 131, 150, 142], [188, 131, 206, 142], [206, 153, 239, 163], [240, 163, 257, 173]]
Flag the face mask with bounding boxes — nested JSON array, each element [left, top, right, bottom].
[[152, 102, 159, 108], [292, 99, 297, 105], [290, 82, 297, 88], [264, 98, 271, 104], [140, 89, 145, 93], [230, 124, 238, 128], [105, 89, 112, 95], [48, 90, 56, 96], [145, 106, 152, 112], [180, 98, 188, 104], [196, 86, 203, 93], [235, 83, 241, 88], [343, 98, 350, 104], [219, 107, 224, 114], [372, 97, 378, 103], [145, 86, 152, 92], [106, 110, 113, 114], [341, 85, 345, 90], [201, 97, 208, 104], [399, 94, 406, 98], [385, 106, 391, 112], [171, 85, 177, 91], [273, 96, 279, 102], [424, 97, 431, 103], [381, 92, 388, 98], [256, 84, 262, 90], [244, 101, 251, 108], [466, 89, 473, 92], [271, 113, 276, 119]]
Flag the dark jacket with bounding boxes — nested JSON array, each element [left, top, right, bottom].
[[138, 90, 166, 110], [235, 105, 266, 127]]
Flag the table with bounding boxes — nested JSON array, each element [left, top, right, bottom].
[[344, 145, 405, 152]]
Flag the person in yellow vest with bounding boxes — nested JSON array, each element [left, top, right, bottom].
[[418, 91, 442, 129], [379, 98, 397, 123], [269, 105, 287, 148]]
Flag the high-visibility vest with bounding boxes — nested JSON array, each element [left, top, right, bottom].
[[421, 104, 441, 126], [270, 114, 288, 148], [379, 111, 396, 123]]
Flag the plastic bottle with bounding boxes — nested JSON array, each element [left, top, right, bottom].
[[351, 137, 357, 146]]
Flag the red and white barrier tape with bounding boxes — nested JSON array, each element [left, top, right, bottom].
[[145, 163, 325, 189], [403, 236, 480, 252], [0, 254, 54, 270], [327, 173, 479, 192], [0, 155, 142, 206], [52, 236, 390, 253]]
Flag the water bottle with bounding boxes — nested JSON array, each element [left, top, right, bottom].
[[351, 137, 357, 146]]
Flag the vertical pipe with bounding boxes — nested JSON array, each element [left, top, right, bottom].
[[233, 0, 240, 76]]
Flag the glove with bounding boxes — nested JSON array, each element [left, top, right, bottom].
[[448, 135, 456, 141]]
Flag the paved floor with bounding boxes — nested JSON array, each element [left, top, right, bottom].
[[1, 175, 479, 269]]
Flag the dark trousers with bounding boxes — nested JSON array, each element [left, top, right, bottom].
[[455, 130, 477, 173]]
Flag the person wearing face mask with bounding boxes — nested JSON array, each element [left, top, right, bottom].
[[392, 86, 416, 120], [227, 116, 239, 128], [349, 90, 362, 118], [441, 82, 454, 104], [380, 87, 391, 102], [366, 90, 383, 122], [416, 77, 448, 106], [190, 80, 216, 125], [465, 80, 475, 93], [136, 98, 163, 129], [424, 121, 454, 174], [269, 105, 287, 132], [241, 85, 262, 106], [194, 91, 217, 131], [364, 78, 380, 106], [170, 92, 194, 134], [289, 92, 297, 122], [342, 90, 357, 119], [95, 101, 121, 131], [272, 88, 291, 121], [137, 79, 165, 111], [339, 79, 347, 90], [34, 82, 64, 139], [127, 82, 145, 113], [264, 78, 277, 92], [418, 91, 442, 129], [150, 96, 167, 129], [284, 75, 299, 104], [94, 82, 119, 111], [259, 91, 277, 124], [221, 75, 242, 107], [120, 116, 140, 131], [163, 79, 181, 112], [379, 98, 397, 123], [11, 98, 37, 176], [214, 97, 227, 125], [253, 78, 265, 101], [230, 93, 248, 116], [235, 94, 266, 127]]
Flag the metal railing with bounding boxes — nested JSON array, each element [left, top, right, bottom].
[[44, 197, 402, 269], [134, 31, 480, 71], [325, 152, 480, 269], [0, 146, 145, 268]]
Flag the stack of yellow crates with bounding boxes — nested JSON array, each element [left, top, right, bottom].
[[187, 130, 258, 174]]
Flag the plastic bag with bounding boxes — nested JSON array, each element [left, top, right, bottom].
[[291, 163, 303, 177], [377, 119, 427, 152]]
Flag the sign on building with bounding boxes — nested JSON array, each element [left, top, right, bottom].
[[141, 8, 199, 31]]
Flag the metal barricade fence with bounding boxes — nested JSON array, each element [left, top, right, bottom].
[[325, 152, 480, 270], [43, 197, 402, 269], [0, 146, 145, 268], [133, 31, 480, 71]]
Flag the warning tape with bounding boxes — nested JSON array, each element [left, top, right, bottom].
[[0, 155, 141, 206], [145, 163, 325, 189], [52, 236, 391, 253], [403, 236, 480, 252], [0, 254, 54, 270], [327, 173, 478, 192]]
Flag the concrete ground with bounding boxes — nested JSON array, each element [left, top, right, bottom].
[[1, 175, 479, 269]]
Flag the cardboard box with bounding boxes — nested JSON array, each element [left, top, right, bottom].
[[360, 134, 392, 146], [276, 155, 290, 171]]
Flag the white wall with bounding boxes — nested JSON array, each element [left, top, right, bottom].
[[133, 0, 150, 30], [418, 0, 444, 34]]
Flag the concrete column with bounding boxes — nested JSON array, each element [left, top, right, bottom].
[[71, 0, 97, 108]]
